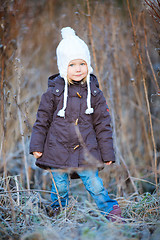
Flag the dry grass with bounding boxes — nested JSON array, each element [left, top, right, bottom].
[[0, 175, 160, 240], [0, 0, 159, 186]]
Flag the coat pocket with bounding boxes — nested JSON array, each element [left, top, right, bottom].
[[43, 126, 69, 166], [47, 141, 69, 166]]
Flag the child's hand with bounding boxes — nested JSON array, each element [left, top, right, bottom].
[[105, 161, 112, 165], [33, 152, 42, 158]]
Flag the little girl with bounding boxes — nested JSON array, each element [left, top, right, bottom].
[[29, 27, 122, 222]]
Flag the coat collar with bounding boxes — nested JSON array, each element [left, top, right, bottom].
[[48, 73, 100, 96]]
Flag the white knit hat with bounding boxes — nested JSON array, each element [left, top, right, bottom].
[[56, 27, 93, 118]]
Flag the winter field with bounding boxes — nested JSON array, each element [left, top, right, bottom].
[[0, 0, 160, 239]]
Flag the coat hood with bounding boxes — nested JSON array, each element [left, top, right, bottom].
[[48, 74, 64, 88]]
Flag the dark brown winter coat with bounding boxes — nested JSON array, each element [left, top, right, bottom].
[[29, 74, 115, 170]]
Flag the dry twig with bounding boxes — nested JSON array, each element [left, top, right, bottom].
[[126, 0, 158, 186]]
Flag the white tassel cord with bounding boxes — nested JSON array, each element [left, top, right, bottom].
[[85, 73, 94, 114], [57, 76, 68, 118]]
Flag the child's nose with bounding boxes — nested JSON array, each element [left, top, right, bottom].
[[76, 65, 81, 71]]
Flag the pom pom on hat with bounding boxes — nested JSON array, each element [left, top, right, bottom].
[[61, 27, 76, 39]]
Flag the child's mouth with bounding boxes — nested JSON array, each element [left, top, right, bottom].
[[75, 74, 82, 77]]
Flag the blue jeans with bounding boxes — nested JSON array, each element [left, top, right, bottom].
[[51, 169, 118, 215]]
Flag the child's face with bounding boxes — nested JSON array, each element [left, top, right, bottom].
[[67, 59, 88, 81]]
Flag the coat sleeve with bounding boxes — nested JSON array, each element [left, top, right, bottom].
[[29, 88, 54, 154], [92, 91, 116, 163]]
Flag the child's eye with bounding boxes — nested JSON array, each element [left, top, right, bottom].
[[80, 63, 85, 66], [69, 64, 74, 67]]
